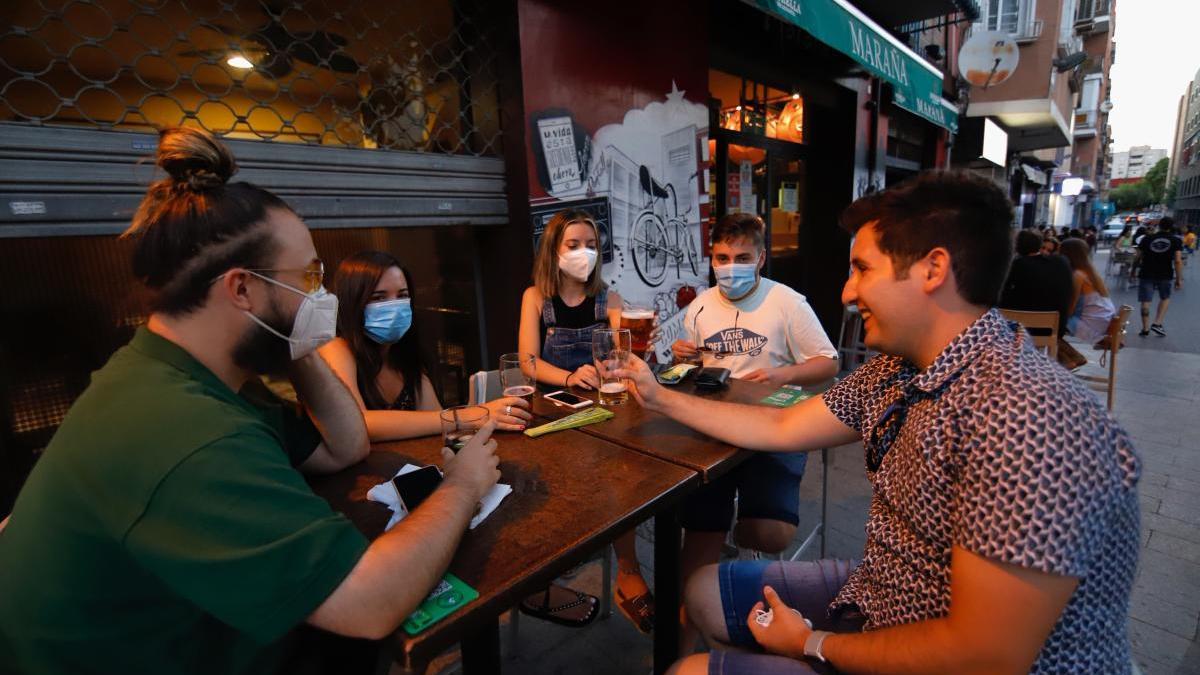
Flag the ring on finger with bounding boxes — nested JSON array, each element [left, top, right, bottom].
[[505, 405, 512, 416]]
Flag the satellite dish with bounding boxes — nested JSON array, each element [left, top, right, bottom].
[[958, 31, 1020, 89]]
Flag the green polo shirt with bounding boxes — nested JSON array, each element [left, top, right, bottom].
[[0, 328, 369, 675]]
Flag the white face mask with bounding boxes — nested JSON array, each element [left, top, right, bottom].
[[558, 248, 598, 282], [244, 271, 338, 360]]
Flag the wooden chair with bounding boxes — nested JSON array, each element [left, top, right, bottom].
[[999, 309, 1060, 359], [1075, 305, 1133, 410]]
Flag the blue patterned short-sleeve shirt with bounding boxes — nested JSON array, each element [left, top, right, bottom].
[[823, 309, 1140, 673]]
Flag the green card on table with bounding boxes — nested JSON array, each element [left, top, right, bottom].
[[402, 573, 479, 635], [760, 386, 815, 407]]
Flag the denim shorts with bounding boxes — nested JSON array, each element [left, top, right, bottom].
[[680, 452, 809, 531], [709, 559, 863, 675], [1138, 278, 1173, 302]]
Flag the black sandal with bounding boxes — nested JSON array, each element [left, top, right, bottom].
[[519, 583, 599, 628]]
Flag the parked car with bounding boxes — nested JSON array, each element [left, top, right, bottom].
[[1100, 221, 1124, 243]]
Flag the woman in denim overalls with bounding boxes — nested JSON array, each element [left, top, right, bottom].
[[516, 209, 655, 634]]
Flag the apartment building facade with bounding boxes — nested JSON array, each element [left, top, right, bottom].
[[1111, 145, 1168, 180], [1174, 67, 1200, 228], [959, 0, 1116, 229]]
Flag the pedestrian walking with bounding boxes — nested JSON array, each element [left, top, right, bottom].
[[1136, 217, 1185, 337]]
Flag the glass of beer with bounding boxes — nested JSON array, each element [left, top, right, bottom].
[[592, 328, 631, 406], [439, 405, 489, 453], [498, 352, 536, 404], [621, 306, 657, 359]]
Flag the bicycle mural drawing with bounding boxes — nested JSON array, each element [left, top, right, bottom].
[[629, 165, 699, 287]]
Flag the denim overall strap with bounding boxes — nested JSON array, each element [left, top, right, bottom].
[[541, 291, 607, 372]]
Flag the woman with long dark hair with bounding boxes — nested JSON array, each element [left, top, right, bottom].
[[320, 251, 531, 438]]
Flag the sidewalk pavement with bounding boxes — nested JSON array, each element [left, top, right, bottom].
[[421, 250, 1199, 674]]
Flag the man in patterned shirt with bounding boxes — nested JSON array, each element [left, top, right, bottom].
[[617, 171, 1140, 674]]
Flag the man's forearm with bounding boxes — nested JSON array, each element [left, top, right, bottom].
[[651, 387, 799, 452], [310, 480, 478, 639], [348, 481, 478, 635], [821, 617, 1021, 675], [292, 352, 369, 467]]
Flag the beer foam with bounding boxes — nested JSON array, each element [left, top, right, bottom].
[[621, 309, 655, 319], [600, 382, 627, 393]]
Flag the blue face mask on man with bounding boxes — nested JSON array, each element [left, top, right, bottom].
[[363, 298, 412, 344], [713, 262, 759, 300]]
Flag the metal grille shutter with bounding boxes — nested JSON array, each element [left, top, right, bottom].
[[0, 124, 508, 238]]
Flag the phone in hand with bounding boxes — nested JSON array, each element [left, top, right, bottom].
[[543, 389, 594, 409], [392, 466, 443, 513]]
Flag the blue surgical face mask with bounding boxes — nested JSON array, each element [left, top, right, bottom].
[[364, 298, 412, 344], [713, 262, 759, 300]]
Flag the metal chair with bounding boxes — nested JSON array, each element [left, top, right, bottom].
[[1075, 305, 1132, 410], [998, 309, 1060, 359], [1107, 249, 1135, 290], [836, 306, 872, 373]]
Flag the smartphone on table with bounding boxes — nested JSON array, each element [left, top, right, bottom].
[[542, 389, 594, 409], [391, 466, 443, 513]]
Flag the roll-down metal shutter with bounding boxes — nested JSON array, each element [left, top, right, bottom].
[[0, 124, 508, 238]]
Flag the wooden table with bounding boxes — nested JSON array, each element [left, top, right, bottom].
[[309, 428, 699, 675], [531, 378, 778, 479], [533, 377, 783, 671]]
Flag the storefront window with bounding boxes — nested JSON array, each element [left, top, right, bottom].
[[710, 69, 803, 144], [0, 0, 502, 155]]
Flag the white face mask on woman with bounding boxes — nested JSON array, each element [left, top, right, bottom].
[[243, 271, 338, 360], [558, 248, 598, 282]]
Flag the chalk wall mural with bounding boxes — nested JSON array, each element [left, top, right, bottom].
[[528, 84, 709, 362], [517, 0, 710, 362]]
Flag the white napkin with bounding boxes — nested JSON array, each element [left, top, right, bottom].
[[367, 464, 511, 531]]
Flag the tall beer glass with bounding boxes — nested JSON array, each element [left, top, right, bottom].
[[621, 306, 657, 359], [499, 352, 536, 404], [592, 328, 631, 406]]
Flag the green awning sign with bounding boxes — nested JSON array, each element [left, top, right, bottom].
[[748, 0, 959, 133]]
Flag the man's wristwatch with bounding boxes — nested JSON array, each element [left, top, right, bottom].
[[804, 630, 832, 663]]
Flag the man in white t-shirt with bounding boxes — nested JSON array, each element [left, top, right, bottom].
[[670, 213, 838, 647]]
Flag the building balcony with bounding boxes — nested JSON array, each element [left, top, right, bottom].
[[1015, 19, 1044, 45], [1074, 0, 1111, 35], [854, 0, 979, 31], [1074, 13, 1111, 36]]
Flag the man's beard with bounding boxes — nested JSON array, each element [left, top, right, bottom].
[[233, 295, 294, 376]]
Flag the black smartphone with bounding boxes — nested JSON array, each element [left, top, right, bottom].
[[392, 466, 443, 513]]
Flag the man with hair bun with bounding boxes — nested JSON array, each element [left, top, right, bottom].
[[0, 127, 501, 674]]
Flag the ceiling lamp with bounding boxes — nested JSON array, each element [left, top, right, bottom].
[[226, 54, 254, 70]]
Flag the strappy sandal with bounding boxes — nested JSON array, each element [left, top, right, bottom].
[[519, 583, 599, 628], [614, 585, 655, 635]]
